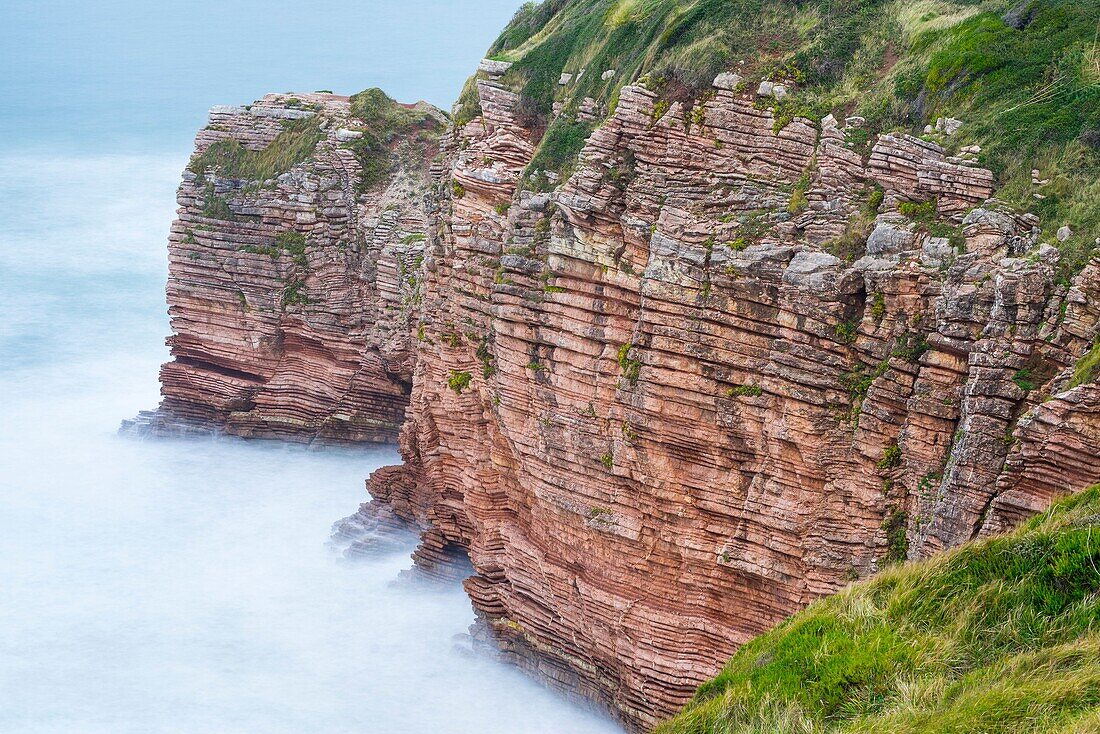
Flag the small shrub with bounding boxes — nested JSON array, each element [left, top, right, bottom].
[[881, 508, 909, 563], [834, 320, 859, 344], [617, 343, 642, 385], [1069, 338, 1100, 389], [727, 384, 763, 398], [599, 453, 614, 470], [892, 332, 929, 363], [1012, 368, 1036, 393], [447, 370, 472, 394], [281, 279, 309, 307], [788, 172, 811, 215], [878, 442, 902, 471], [870, 291, 886, 324]]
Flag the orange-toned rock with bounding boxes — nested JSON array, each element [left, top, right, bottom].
[[131, 92, 444, 443], [143, 74, 1098, 733], [358, 76, 1099, 730]]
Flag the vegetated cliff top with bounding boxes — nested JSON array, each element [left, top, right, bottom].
[[188, 89, 445, 193], [655, 483, 1100, 734], [459, 0, 1099, 273]]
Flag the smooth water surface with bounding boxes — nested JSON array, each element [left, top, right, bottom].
[[0, 156, 622, 733]]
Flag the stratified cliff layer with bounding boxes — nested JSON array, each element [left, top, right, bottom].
[[354, 59, 1099, 728], [134, 90, 444, 443], [148, 1, 1100, 731], [655, 483, 1100, 734]]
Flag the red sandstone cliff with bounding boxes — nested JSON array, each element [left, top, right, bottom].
[[341, 65, 1100, 729], [132, 91, 444, 443], [145, 69, 1098, 733]]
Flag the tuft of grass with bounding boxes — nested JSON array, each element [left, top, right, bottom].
[[657, 483, 1100, 734], [617, 343, 642, 385], [1070, 338, 1100, 389], [344, 88, 444, 192], [189, 117, 323, 182], [523, 119, 596, 189]]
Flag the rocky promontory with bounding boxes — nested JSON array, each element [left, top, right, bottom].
[[131, 90, 444, 443]]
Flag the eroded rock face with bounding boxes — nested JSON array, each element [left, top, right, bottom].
[[148, 75, 1097, 732], [134, 92, 444, 443], [355, 74, 1099, 729]]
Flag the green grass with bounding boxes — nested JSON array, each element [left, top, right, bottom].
[[1070, 338, 1100, 389], [345, 88, 444, 192], [447, 370, 473, 393], [656, 483, 1100, 734], [189, 117, 323, 182]]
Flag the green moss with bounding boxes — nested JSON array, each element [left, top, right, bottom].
[[871, 291, 887, 324], [726, 384, 763, 398], [281, 279, 309, 307], [343, 88, 443, 192], [835, 319, 859, 344], [599, 452, 615, 470], [878, 442, 902, 471], [524, 119, 595, 190], [658, 483, 1100, 734], [892, 332, 930, 363], [617, 343, 642, 385], [1013, 368, 1036, 393], [787, 171, 811, 215], [199, 184, 235, 221], [882, 508, 910, 564]]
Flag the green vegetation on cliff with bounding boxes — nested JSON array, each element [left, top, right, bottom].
[[189, 117, 323, 182], [344, 88, 444, 192], [470, 0, 1098, 265], [657, 484, 1100, 734], [188, 90, 443, 192]]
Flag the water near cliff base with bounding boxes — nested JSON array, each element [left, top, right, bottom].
[[0, 155, 621, 734]]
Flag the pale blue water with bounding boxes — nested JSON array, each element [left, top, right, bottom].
[[0, 4, 623, 732]]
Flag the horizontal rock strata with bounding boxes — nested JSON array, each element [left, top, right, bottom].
[[150, 70, 1098, 734], [355, 73, 1100, 730], [137, 92, 443, 443]]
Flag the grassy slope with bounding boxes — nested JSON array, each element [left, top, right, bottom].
[[466, 0, 1099, 274], [655, 484, 1100, 734]]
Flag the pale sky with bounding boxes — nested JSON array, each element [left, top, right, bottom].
[[0, 0, 522, 152]]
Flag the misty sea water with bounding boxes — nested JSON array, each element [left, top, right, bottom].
[[0, 155, 622, 734], [0, 2, 623, 732]]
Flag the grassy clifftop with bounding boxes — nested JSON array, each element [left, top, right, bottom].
[[656, 484, 1100, 734], [465, 0, 1099, 273]]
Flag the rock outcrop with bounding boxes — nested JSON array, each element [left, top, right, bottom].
[[346, 72, 1100, 730], [132, 91, 444, 443], [147, 66, 1098, 734]]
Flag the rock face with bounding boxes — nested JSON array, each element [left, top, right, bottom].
[[136, 92, 444, 443], [349, 73, 1100, 730], [149, 74, 1098, 732]]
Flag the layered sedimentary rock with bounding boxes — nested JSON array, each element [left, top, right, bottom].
[[149, 65, 1098, 734], [134, 91, 443, 443], [347, 69, 1100, 729]]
